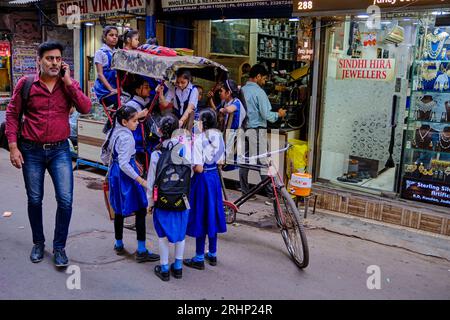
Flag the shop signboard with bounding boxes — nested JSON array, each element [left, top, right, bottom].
[[336, 58, 396, 81], [402, 178, 450, 207], [293, 0, 450, 16], [0, 41, 11, 57], [161, 0, 292, 13], [57, 0, 146, 25]]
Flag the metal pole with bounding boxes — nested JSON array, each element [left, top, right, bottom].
[[146, 0, 156, 39], [307, 17, 321, 177]]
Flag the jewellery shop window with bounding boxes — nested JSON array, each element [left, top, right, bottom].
[[401, 18, 450, 208], [318, 16, 417, 193]]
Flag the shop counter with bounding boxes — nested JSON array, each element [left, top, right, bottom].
[[77, 117, 107, 168]]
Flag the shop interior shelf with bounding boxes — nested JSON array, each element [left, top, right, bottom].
[[213, 37, 249, 42], [414, 60, 450, 64], [407, 119, 450, 125], [405, 147, 450, 155], [402, 174, 449, 184], [258, 33, 296, 41], [412, 90, 450, 94]]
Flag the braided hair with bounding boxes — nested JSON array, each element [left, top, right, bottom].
[[102, 106, 138, 153], [199, 108, 217, 130], [159, 113, 179, 141]]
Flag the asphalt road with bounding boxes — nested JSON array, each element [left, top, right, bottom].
[[1, 149, 449, 300]]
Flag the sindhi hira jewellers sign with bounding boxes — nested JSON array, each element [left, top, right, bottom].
[[293, 0, 450, 15], [336, 59, 396, 81]]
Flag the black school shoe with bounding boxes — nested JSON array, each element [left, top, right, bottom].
[[154, 265, 170, 282], [205, 253, 217, 266], [53, 248, 69, 268], [30, 244, 45, 263], [183, 258, 205, 270], [114, 245, 125, 255], [170, 263, 183, 279], [135, 250, 160, 263]]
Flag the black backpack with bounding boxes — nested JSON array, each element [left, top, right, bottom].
[[154, 142, 191, 211], [0, 75, 34, 151]]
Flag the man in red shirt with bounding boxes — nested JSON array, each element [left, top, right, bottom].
[[6, 41, 91, 268]]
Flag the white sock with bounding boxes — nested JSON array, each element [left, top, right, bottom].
[[158, 237, 170, 265], [174, 239, 185, 260]]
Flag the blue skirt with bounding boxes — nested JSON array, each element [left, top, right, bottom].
[[186, 167, 227, 238], [153, 208, 189, 243], [109, 159, 148, 217]]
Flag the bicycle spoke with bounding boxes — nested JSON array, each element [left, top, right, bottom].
[[276, 187, 309, 269]]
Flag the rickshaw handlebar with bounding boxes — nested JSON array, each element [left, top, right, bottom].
[[238, 144, 291, 162]]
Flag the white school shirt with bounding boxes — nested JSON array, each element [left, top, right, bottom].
[[165, 82, 199, 114], [193, 129, 225, 166], [105, 126, 138, 181]]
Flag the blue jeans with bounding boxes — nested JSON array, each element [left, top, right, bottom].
[[20, 140, 73, 249]]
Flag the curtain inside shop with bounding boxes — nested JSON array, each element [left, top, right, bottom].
[[164, 18, 193, 49]]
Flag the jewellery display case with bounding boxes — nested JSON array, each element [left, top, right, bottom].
[[401, 23, 450, 207]]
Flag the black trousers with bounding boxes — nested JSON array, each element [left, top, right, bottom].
[[114, 208, 147, 241], [238, 128, 274, 198]]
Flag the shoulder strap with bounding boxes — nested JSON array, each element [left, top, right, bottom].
[[21, 75, 34, 114], [17, 75, 35, 138], [174, 88, 193, 114], [131, 97, 145, 110], [101, 48, 113, 68]]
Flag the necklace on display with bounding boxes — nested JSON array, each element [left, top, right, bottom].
[[424, 31, 449, 60], [419, 128, 431, 141], [417, 99, 436, 112], [440, 136, 450, 150], [439, 130, 450, 150]]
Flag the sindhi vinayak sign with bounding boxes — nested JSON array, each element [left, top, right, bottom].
[[57, 0, 145, 24], [336, 59, 396, 81]]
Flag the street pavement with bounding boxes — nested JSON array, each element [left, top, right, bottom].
[[0, 148, 449, 300]]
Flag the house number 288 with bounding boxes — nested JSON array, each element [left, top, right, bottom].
[[298, 1, 313, 10]]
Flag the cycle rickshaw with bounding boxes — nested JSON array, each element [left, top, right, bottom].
[[105, 48, 309, 269]]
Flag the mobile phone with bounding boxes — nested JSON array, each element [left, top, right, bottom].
[[60, 64, 66, 77]]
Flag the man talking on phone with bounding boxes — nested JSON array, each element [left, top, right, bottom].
[[5, 41, 91, 268]]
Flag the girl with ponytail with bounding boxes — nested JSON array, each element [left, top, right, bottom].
[[184, 108, 227, 271], [147, 113, 192, 281], [102, 105, 160, 263]]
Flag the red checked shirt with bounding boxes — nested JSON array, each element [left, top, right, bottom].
[[6, 73, 92, 144]]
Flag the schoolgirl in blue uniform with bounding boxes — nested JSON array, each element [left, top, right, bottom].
[[124, 75, 153, 173], [147, 114, 191, 281], [184, 109, 227, 270], [94, 26, 119, 133], [157, 69, 199, 129], [208, 79, 246, 170], [94, 26, 119, 107], [101, 106, 159, 263]]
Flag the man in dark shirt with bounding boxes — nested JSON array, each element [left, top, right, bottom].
[[6, 41, 92, 268]]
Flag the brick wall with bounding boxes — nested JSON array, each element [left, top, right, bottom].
[[309, 184, 450, 236]]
